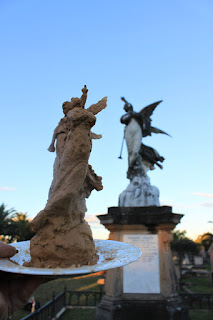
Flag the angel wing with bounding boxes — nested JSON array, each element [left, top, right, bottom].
[[139, 100, 163, 118], [150, 126, 171, 137]]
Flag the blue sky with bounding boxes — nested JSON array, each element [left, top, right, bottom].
[[1, 0, 213, 240]]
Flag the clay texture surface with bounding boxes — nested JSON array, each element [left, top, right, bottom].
[[28, 87, 107, 268]]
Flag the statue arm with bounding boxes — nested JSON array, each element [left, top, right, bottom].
[[80, 85, 88, 108], [47, 120, 65, 152], [120, 112, 132, 125], [87, 97, 107, 115], [91, 132, 102, 139], [47, 126, 59, 152]]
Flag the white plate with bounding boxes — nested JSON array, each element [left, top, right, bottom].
[[0, 240, 141, 276]]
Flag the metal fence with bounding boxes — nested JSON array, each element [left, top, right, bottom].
[[21, 291, 213, 320], [67, 286, 104, 307], [21, 286, 104, 320], [21, 290, 66, 320]]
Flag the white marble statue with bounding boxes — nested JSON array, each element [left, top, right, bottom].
[[119, 97, 170, 207]]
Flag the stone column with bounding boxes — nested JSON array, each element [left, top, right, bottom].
[[95, 206, 189, 320]]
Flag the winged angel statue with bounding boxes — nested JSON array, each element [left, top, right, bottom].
[[119, 97, 170, 207]]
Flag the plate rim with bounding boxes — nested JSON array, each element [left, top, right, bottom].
[[0, 239, 141, 276]]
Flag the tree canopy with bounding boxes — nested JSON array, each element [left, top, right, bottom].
[[0, 203, 34, 242], [195, 232, 213, 252], [171, 229, 200, 265], [173, 230, 187, 240]]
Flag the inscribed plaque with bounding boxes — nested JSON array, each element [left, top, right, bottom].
[[123, 234, 160, 293]]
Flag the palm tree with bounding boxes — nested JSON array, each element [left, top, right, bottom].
[[12, 212, 35, 242], [0, 203, 15, 241]]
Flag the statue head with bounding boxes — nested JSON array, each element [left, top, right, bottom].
[[62, 98, 81, 115], [62, 101, 71, 115], [121, 97, 133, 113], [70, 97, 81, 108], [124, 103, 133, 113]]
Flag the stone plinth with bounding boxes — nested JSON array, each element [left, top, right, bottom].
[[96, 206, 189, 320]]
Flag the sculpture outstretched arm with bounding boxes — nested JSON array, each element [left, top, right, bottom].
[[121, 97, 134, 112], [87, 97, 107, 115], [80, 85, 88, 108], [91, 132, 102, 139], [121, 97, 129, 104]]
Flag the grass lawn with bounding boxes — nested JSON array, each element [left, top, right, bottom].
[[61, 308, 96, 320], [11, 272, 104, 320], [181, 274, 213, 293], [181, 264, 213, 320], [60, 308, 213, 320], [33, 272, 104, 305], [189, 310, 213, 320], [61, 309, 213, 320]]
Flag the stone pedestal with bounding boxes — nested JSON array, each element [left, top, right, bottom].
[[96, 206, 189, 320]]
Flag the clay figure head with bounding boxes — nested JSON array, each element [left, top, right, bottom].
[[70, 97, 81, 108], [62, 101, 72, 115], [62, 98, 81, 115]]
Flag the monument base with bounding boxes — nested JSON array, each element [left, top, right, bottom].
[[96, 206, 189, 320], [96, 295, 189, 320]]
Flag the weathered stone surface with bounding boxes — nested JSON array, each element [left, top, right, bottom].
[[98, 206, 183, 229], [96, 206, 189, 320], [119, 175, 160, 207]]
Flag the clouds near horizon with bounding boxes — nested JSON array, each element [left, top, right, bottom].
[[0, 187, 16, 191], [192, 192, 213, 198], [199, 202, 213, 208]]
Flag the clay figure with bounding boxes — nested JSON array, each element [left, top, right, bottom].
[[27, 86, 107, 268]]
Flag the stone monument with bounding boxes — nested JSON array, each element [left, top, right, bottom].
[[96, 98, 189, 320]]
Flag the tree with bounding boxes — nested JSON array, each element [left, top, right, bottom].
[[173, 230, 187, 240], [11, 212, 35, 242], [0, 204, 35, 242], [171, 230, 200, 270], [195, 232, 213, 252], [0, 203, 15, 242], [171, 238, 200, 264]]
